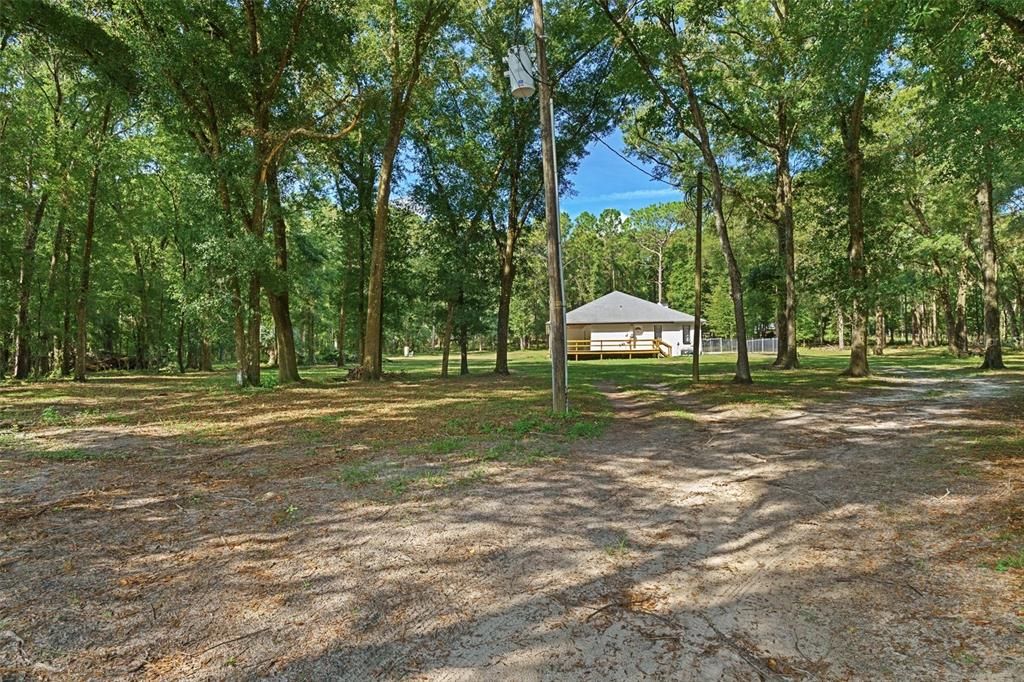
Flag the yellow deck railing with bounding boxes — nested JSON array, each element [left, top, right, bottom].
[[567, 339, 671, 357]]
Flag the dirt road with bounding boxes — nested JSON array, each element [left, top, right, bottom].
[[2, 374, 1022, 680]]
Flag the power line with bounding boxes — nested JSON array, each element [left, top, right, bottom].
[[594, 135, 688, 191]]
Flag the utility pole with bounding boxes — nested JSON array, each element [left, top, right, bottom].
[[532, 0, 568, 413], [692, 172, 703, 384]]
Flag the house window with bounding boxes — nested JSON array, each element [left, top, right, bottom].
[[683, 326, 691, 344], [654, 324, 663, 339]]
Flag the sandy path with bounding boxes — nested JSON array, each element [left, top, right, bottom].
[[2, 374, 1022, 680], [270, 374, 1021, 680]]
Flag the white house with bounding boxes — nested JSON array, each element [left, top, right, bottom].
[[564, 291, 699, 359]]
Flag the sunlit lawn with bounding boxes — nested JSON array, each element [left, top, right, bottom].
[[3, 345, 1021, 434], [1, 346, 1021, 497]]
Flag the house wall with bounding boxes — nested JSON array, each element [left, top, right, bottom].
[[567, 323, 697, 357], [661, 326, 684, 356]]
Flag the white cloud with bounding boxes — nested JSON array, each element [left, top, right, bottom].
[[570, 187, 680, 203]]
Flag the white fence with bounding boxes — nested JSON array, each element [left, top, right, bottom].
[[701, 337, 778, 355]]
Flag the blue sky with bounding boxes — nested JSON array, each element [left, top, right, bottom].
[[561, 129, 682, 218]]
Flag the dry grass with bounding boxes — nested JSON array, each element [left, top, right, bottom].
[[0, 348, 1022, 679]]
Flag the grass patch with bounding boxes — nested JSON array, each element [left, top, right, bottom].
[[483, 441, 516, 461], [338, 461, 379, 486], [337, 459, 453, 498], [35, 448, 110, 462], [567, 420, 604, 439], [314, 411, 351, 424], [39, 406, 64, 425], [454, 466, 489, 487], [993, 548, 1024, 572], [175, 423, 220, 446], [296, 428, 326, 444], [384, 466, 449, 497], [425, 436, 465, 455], [514, 445, 562, 465], [509, 415, 543, 437], [604, 535, 631, 558], [270, 504, 301, 525]]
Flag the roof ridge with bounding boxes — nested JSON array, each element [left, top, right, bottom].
[[566, 291, 694, 324]]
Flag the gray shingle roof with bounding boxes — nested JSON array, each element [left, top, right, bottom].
[[566, 291, 694, 324]]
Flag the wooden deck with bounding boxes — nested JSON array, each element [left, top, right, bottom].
[[567, 339, 671, 361]]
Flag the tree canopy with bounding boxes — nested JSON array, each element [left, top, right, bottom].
[[1, 0, 1021, 385]]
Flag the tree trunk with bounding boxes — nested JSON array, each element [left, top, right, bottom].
[[837, 307, 845, 350], [358, 220, 367, 362], [656, 250, 664, 305], [977, 179, 1005, 369], [459, 323, 469, 376], [61, 303, 72, 376], [1003, 293, 1019, 344], [874, 307, 885, 356], [268, 340, 280, 369], [840, 87, 870, 377], [377, 281, 385, 368], [772, 218, 788, 367], [266, 291, 299, 378], [360, 5, 442, 379], [909, 198, 958, 354], [363, 3, 448, 376], [60, 226, 73, 376], [200, 338, 213, 372], [246, 272, 262, 386], [440, 299, 455, 378], [336, 279, 346, 367], [938, 276, 958, 356], [917, 303, 925, 346], [940, 286, 958, 355], [305, 303, 316, 365], [44, 216, 68, 374], [1013, 268, 1024, 347], [132, 244, 149, 369], [955, 253, 969, 354], [176, 314, 186, 373], [678, 63, 751, 383], [14, 192, 49, 379], [930, 300, 938, 347], [362, 120, 403, 379], [265, 166, 301, 383], [493, 156, 523, 376], [922, 302, 931, 345], [73, 103, 114, 381], [231, 276, 249, 386], [1007, 266, 1024, 346], [774, 139, 798, 369], [155, 293, 166, 368], [494, 248, 515, 375], [74, 151, 105, 380]]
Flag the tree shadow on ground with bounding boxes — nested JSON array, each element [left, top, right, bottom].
[[2, 368, 1022, 680]]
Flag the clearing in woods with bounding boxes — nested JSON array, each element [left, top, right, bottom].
[[1, 349, 1022, 680]]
